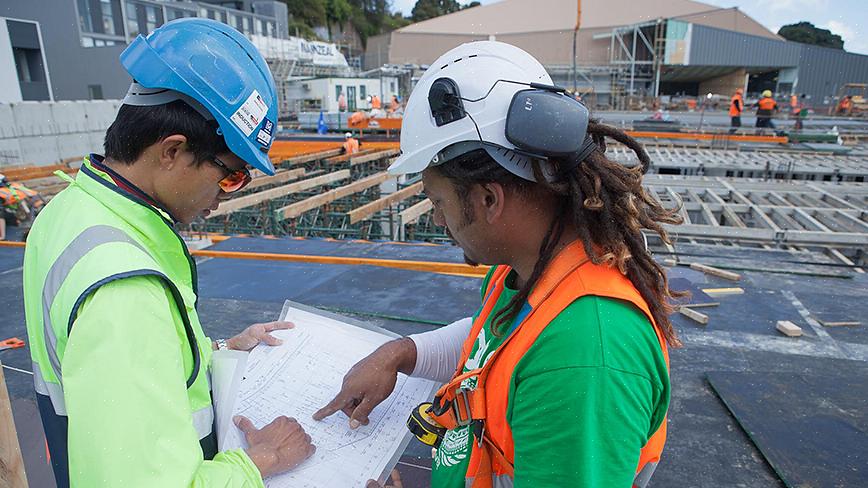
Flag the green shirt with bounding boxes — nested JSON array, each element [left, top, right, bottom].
[[432, 267, 669, 488]]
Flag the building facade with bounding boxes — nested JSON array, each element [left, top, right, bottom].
[[364, 0, 868, 108], [0, 0, 285, 103]]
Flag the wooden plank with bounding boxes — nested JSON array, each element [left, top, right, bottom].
[[209, 170, 350, 217], [244, 168, 307, 191], [349, 148, 401, 166], [279, 148, 342, 167], [690, 263, 742, 281], [776, 320, 803, 337], [324, 148, 379, 165], [275, 172, 391, 221], [678, 306, 709, 325], [399, 198, 433, 225], [347, 182, 424, 224], [0, 361, 28, 488], [818, 320, 861, 327]]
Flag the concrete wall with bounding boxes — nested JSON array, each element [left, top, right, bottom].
[[364, 33, 392, 70], [387, 32, 487, 65], [0, 99, 120, 167], [698, 68, 747, 97]]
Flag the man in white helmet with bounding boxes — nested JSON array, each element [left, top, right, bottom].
[[343, 131, 361, 155], [316, 42, 681, 487]]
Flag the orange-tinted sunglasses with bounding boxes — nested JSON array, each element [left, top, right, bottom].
[[210, 156, 252, 193]]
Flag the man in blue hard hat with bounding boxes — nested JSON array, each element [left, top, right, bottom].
[[23, 18, 314, 487]]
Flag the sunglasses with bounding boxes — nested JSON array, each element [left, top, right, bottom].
[[209, 156, 252, 193]]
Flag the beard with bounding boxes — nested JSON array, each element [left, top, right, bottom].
[[445, 223, 481, 267]]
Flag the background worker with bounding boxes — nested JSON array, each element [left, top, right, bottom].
[[0, 173, 44, 232], [729, 88, 744, 132], [836, 95, 852, 115], [755, 89, 778, 128], [315, 41, 681, 488], [794, 94, 807, 131], [24, 19, 314, 487], [343, 132, 361, 154], [338, 90, 348, 112], [371, 94, 382, 110], [388, 94, 401, 113]]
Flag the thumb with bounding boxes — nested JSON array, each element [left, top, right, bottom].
[[234, 415, 257, 437], [349, 397, 376, 429]]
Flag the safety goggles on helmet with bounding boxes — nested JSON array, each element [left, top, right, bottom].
[[209, 156, 252, 193]]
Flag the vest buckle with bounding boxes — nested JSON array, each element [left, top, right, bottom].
[[453, 388, 473, 426]]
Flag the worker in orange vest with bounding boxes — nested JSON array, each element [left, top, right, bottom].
[[837, 95, 852, 115], [0, 173, 44, 236], [342, 132, 360, 155], [371, 94, 382, 110], [729, 88, 744, 132], [790, 93, 799, 117], [317, 42, 675, 488], [388, 94, 401, 113], [755, 89, 777, 128]]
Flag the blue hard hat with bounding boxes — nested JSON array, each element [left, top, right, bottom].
[[120, 18, 278, 175]]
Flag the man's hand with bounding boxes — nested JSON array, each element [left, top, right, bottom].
[[236, 415, 316, 478], [228, 321, 294, 352], [313, 338, 416, 429]]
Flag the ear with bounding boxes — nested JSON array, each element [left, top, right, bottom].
[[479, 182, 506, 224], [157, 134, 189, 171]]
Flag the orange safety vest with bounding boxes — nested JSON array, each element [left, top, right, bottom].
[[343, 138, 360, 155], [429, 240, 669, 488], [729, 94, 743, 116], [0, 184, 36, 206], [757, 97, 776, 116], [371, 95, 382, 109]]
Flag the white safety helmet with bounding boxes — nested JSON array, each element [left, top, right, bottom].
[[345, 132, 353, 138], [389, 41, 595, 181]]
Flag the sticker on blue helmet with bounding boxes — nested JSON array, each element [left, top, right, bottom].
[[231, 90, 268, 137], [256, 118, 274, 147]]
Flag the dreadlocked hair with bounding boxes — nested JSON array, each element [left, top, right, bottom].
[[432, 120, 686, 347]]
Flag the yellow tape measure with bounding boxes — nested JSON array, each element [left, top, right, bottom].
[[407, 402, 447, 448]]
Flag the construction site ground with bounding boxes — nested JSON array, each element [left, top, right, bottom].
[[2, 230, 867, 487]]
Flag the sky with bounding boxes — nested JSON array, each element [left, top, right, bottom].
[[388, 0, 867, 55]]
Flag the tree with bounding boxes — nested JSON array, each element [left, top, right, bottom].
[[411, 0, 461, 22], [778, 22, 844, 50], [326, 0, 353, 38]]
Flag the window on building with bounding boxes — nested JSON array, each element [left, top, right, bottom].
[[76, 0, 124, 46], [242, 16, 252, 34], [88, 85, 104, 100], [360, 85, 366, 100], [125, 1, 167, 39], [166, 8, 195, 21], [266, 21, 275, 37], [336, 85, 343, 102]]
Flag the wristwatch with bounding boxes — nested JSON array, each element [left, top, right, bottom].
[[215, 338, 229, 351]]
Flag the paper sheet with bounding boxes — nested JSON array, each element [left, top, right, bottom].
[[212, 349, 249, 451], [220, 301, 438, 487]]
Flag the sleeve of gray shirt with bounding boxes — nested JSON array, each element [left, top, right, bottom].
[[409, 316, 473, 384]]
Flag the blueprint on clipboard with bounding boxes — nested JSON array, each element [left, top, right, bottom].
[[219, 301, 438, 487]]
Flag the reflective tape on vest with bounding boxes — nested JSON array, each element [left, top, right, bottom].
[[39, 226, 149, 399]]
